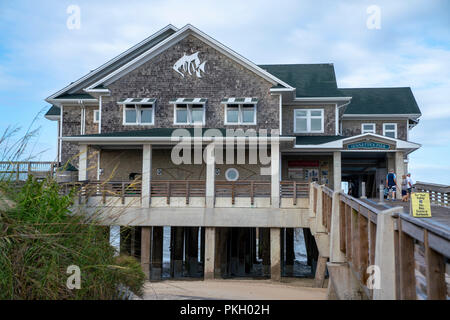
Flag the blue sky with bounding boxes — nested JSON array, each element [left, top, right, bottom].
[[0, 0, 449, 183]]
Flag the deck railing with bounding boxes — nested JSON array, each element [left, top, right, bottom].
[[414, 181, 449, 207], [312, 182, 450, 300], [397, 213, 449, 300], [64, 180, 309, 205], [0, 161, 57, 180]]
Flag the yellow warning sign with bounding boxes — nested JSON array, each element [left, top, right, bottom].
[[411, 193, 432, 218]]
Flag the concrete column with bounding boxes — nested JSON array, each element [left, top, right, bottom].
[[361, 182, 367, 199], [260, 228, 270, 276], [205, 144, 215, 208], [333, 151, 341, 191], [151, 226, 163, 280], [271, 142, 280, 208], [170, 227, 184, 278], [78, 144, 88, 181], [270, 228, 281, 281], [204, 227, 216, 280], [395, 151, 405, 200], [373, 207, 403, 300], [186, 227, 199, 277], [141, 227, 151, 280], [142, 144, 152, 208]]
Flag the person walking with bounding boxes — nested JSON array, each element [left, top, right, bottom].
[[406, 173, 414, 200], [386, 169, 397, 201], [401, 175, 408, 202]]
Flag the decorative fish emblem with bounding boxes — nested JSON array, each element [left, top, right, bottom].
[[173, 52, 207, 78]]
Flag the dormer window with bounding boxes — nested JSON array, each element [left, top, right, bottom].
[[171, 98, 207, 125], [119, 98, 156, 125], [294, 109, 324, 133], [222, 98, 257, 125]]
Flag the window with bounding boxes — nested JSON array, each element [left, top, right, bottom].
[[361, 123, 375, 134], [123, 103, 154, 125], [294, 109, 324, 133], [174, 103, 205, 125], [383, 123, 397, 138], [225, 168, 239, 181], [93, 110, 99, 123], [224, 103, 256, 125]]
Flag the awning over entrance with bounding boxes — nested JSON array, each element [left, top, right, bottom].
[[293, 133, 421, 154]]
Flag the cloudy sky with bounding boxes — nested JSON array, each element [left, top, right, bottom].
[[0, 0, 449, 183]]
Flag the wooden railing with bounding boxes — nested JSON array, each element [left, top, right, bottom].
[[312, 182, 450, 300], [397, 213, 450, 300], [65, 180, 309, 206], [337, 192, 383, 299], [0, 161, 57, 180], [414, 181, 449, 207], [151, 180, 205, 205], [61, 181, 141, 204]]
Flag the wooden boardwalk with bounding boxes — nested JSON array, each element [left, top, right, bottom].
[[362, 198, 450, 233]]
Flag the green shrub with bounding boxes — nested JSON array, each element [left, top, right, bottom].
[[0, 177, 145, 300]]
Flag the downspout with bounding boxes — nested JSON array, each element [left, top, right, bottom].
[[98, 95, 102, 133], [336, 101, 351, 135], [59, 105, 64, 164]]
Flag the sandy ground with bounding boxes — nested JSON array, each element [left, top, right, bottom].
[[140, 278, 328, 300]]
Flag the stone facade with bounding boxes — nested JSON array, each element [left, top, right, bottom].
[[61, 106, 81, 166], [282, 104, 336, 136], [342, 119, 408, 140], [102, 35, 279, 132]]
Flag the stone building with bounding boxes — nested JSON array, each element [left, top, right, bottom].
[[45, 24, 421, 280]]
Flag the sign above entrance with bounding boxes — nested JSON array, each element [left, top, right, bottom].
[[173, 52, 207, 78], [288, 160, 319, 167], [346, 141, 390, 150]]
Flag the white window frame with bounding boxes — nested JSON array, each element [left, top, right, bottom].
[[122, 103, 155, 126], [224, 103, 257, 125], [293, 109, 324, 133], [93, 110, 99, 124], [173, 103, 206, 125], [361, 123, 375, 134], [383, 123, 397, 139]]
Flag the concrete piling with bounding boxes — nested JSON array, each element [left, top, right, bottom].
[[151, 226, 163, 280]]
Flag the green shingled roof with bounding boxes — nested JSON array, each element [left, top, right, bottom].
[[259, 64, 343, 97], [45, 105, 60, 116], [295, 135, 345, 145], [54, 93, 95, 100], [341, 87, 421, 115]]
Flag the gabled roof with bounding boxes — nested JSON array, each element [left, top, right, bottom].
[[46, 25, 178, 100], [340, 87, 421, 116], [259, 64, 343, 98], [85, 24, 294, 91]]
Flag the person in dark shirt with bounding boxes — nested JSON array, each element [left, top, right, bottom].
[[386, 169, 397, 201]]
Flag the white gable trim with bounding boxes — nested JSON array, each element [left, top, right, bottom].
[[46, 24, 178, 101], [85, 24, 294, 91]]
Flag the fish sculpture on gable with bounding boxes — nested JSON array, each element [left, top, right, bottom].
[[173, 52, 207, 78]]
